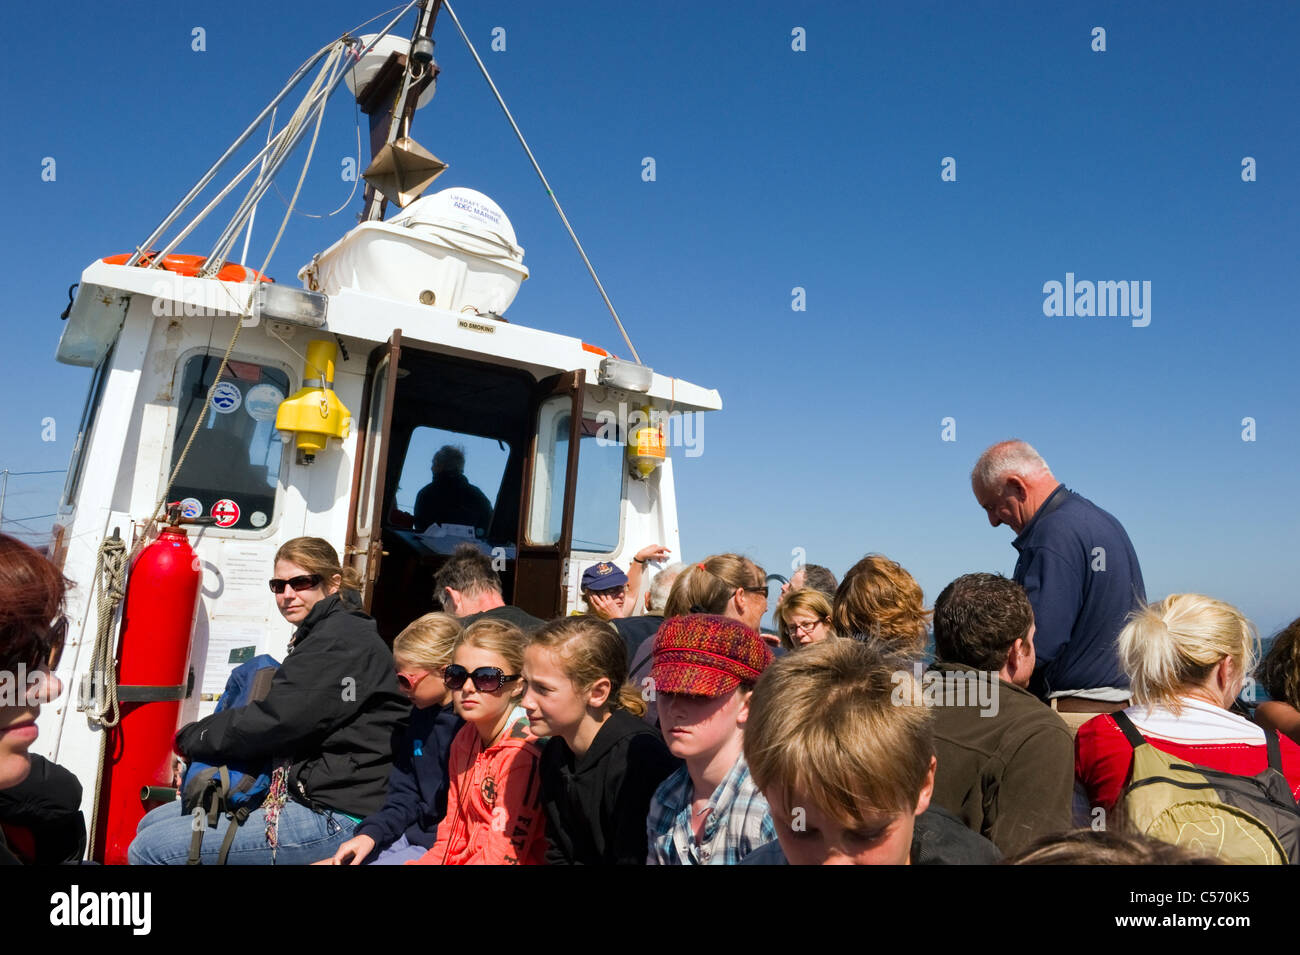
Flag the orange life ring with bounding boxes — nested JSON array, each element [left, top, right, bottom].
[[101, 252, 272, 284]]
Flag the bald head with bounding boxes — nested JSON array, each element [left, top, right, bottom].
[[971, 440, 1060, 534]]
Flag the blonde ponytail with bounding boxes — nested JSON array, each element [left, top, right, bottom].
[[1120, 593, 1258, 712]]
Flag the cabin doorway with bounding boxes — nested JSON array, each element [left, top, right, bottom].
[[345, 333, 584, 640]]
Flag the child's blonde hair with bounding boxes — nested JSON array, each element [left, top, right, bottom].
[[528, 615, 646, 717], [458, 618, 529, 702], [393, 613, 462, 671], [744, 638, 933, 823]]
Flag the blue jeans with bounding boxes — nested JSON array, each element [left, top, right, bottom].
[[369, 833, 430, 865], [128, 799, 357, 865]]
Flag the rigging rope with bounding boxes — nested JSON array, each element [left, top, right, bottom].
[[440, 0, 643, 364]]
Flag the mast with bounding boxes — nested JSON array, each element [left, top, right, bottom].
[[357, 0, 445, 221]]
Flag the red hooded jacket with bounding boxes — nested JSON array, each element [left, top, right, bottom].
[[409, 707, 546, 865]]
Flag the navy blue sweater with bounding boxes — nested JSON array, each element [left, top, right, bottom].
[[1012, 486, 1145, 697], [355, 702, 464, 854]]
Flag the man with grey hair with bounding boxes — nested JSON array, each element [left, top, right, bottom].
[[971, 440, 1145, 730]]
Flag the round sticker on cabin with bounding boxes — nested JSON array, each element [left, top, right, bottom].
[[179, 498, 203, 520], [210, 382, 242, 415], [250, 510, 267, 528], [244, 383, 284, 422], [211, 499, 241, 528]]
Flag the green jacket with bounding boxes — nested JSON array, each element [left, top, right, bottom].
[[928, 661, 1074, 856]]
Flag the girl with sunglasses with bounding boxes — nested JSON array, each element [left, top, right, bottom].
[[521, 616, 679, 864], [129, 537, 409, 864], [324, 614, 464, 865], [409, 618, 547, 865]]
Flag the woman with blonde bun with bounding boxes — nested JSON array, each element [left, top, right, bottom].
[[1076, 593, 1300, 814]]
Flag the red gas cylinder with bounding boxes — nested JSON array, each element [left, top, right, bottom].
[[93, 526, 201, 864]]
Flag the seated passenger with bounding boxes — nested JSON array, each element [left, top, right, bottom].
[[579, 562, 630, 621], [129, 538, 409, 865], [741, 638, 1001, 865], [927, 573, 1073, 855], [522, 616, 679, 864], [661, 554, 771, 639], [1076, 594, 1300, 817], [413, 444, 494, 537], [0, 534, 69, 865], [775, 588, 835, 650], [1256, 616, 1300, 747], [831, 553, 930, 653], [434, 542, 543, 632], [645, 615, 775, 865], [579, 546, 671, 622], [324, 613, 464, 865], [408, 619, 547, 865]]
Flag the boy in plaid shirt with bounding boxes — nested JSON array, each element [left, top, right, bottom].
[[645, 615, 775, 864]]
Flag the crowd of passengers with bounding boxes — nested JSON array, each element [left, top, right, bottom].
[[3, 439, 1300, 866]]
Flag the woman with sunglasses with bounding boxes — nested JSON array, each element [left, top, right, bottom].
[[0, 534, 70, 867], [0, 535, 67, 795], [408, 618, 547, 865], [323, 613, 465, 865], [775, 588, 835, 651], [129, 537, 409, 865]]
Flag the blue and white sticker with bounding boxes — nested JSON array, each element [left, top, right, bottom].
[[244, 383, 284, 422], [179, 497, 203, 519], [211, 381, 242, 414]]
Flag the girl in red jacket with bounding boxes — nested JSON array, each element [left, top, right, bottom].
[[409, 619, 546, 865]]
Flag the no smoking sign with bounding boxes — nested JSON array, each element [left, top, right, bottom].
[[211, 499, 241, 527]]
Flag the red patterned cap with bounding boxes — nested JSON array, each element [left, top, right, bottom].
[[651, 614, 774, 698]]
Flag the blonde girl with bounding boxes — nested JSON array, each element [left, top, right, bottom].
[[409, 619, 547, 865]]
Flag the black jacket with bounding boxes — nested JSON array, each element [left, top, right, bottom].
[[0, 755, 86, 864], [540, 709, 680, 864], [355, 701, 464, 853], [612, 615, 664, 666], [175, 594, 409, 819]]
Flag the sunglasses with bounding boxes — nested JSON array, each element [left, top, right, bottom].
[[268, 574, 323, 594], [396, 670, 432, 692], [8, 615, 67, 671], [442, 664, 521, 693]]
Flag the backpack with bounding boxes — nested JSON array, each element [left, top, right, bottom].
[[180, 654, 279, 865], [1113, 710, 1300, 865]]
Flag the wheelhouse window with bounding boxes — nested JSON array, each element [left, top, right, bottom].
[[393, 427, 509, 540], [59, 349, 113, 511], [169, 355, 289, 532], [526, 405, 623, 552]]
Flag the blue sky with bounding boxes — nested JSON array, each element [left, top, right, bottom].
[[2, 1, 1297, 636]]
